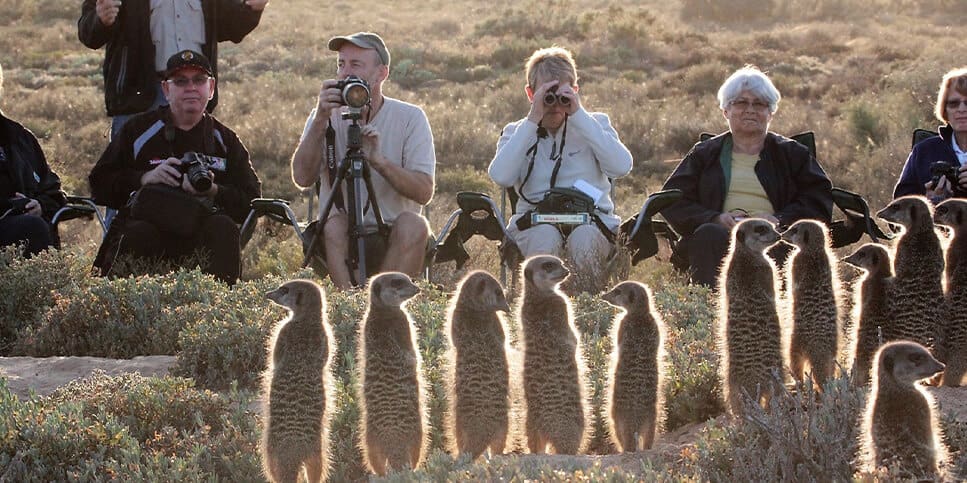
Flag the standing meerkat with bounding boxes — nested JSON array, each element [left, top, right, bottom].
[[718, 218, 784, 416], [934, 198, 967, 386], [781, 219, 842, 389], [444, 270, 512, 459], [519, 255, 589, 455], [859, 341, 947, 479], [842, 243, 894, 386], [357, 272, 427, 476], [602, 280, 666, 452], [876, 196, 945, 356], [261, 279, 334, 483]]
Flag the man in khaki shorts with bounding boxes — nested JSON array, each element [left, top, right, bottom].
[[291, 32, 436, 289]]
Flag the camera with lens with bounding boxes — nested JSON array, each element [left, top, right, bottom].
[[180, 152, 217, 192], [3, 197, 30, 215], [335, 75, 371, 114], [930, 160, 967, 196], [543, 85, 571, 107]]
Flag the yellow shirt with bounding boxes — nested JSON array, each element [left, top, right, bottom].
[[722, 151, 774, 216]]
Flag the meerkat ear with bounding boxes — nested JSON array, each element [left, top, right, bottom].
[[882, 351, 895, 375], [373, 282, 382, 300], [870, 250, 879, 265], [957, 208, 964, 226], [295, 290, 303, 306], [909, 203, 919, 223], [736, 228, 746, 244], [627, 288, 637, 305], [524, 264, 533, 283], [802, 227, 811, 245]]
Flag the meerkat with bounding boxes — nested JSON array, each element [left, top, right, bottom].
[[261, 279, 334, 483], [718, 218, 785, 416], [357, 272, 427, 476], [876, 196, 945, 357], [444, 270, 513, 459], [518, 255, 589, 455], [780, 219, 842, 390], [934, 198, 967, 386], [842, 243, 894, 386], [859, 341, 947, 479], [602, 280, 666, 452]]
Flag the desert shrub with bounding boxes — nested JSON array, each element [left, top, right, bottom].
[[848, 103, 888, 149], [0, 246, 91, 354], [13, 269, 223, 357], [685, 375, 864, 481], [680, 0, 776, 22], [173, 277, 284, 390], [41, 372, 261, 481]]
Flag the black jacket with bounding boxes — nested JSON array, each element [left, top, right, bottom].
[[78, 0, 262, 116], [894, 124, 959, 199], [0, 111, 67, 222], [661, 131, 833, 236]]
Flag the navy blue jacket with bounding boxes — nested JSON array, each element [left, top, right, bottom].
[[661, 131, 833, 237], [894, 124, 960, 199]]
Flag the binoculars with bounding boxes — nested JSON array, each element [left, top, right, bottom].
[[543, 86, 571, 107]]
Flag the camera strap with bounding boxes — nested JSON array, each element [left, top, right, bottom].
[[162, 107, 217, 158], [517, 114, 568, 206], [325, 119, 345, 211]]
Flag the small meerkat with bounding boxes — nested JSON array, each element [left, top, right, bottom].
[[859, 341, 947, 479], [876, 196, 945, 356], [842, 243, 894, 386], [718, 218, 785, 416], [780, 219, 842, 390], [519, 255, 589, 455], [357, 272, 427, 476], [444, 270, 512, 459], [261, 279, 334, 483], [602, 280, 666, 452], [934, 198, 967, 386]]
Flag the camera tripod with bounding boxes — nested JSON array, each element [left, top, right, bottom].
[[307, 113, 389, 287]]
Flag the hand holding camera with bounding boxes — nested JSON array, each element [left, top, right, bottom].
[[316, 75, 371, 121], [928, 160, 967, 197], [2, 194, 40, 217]]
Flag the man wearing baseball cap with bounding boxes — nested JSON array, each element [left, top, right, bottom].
[[89, 50, 262, 284], [291, 32, 436, 289]]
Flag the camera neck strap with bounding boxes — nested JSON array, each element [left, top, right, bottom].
[[518, 114, 568, 206]]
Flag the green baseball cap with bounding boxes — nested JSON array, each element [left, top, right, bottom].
[[327, 32, 390, 67]]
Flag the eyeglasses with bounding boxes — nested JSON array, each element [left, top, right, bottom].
[[945, 99, 967, 110], [729, 98, 770, 111], [165, 75, 211, 88]]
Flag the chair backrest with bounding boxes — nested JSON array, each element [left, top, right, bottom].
[[912, 128, 938, 149], [699, 131, 817, 157]]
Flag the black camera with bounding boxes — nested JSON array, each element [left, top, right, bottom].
[[930, 161, 967, 196], [3, 197, 30, 215], [543, 85, 571, 107], [335, 75, 371, 109], [180, 152, 216, 192]]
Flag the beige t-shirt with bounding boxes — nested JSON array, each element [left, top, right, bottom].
[[722, 151, 774, 216], [300, 97, 436, 224], [150, 0, 206, 72]]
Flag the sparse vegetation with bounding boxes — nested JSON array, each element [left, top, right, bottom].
[[1, 0, 967, 480]]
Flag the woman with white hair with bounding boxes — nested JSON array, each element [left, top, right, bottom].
[[660, 66, 833, 287]]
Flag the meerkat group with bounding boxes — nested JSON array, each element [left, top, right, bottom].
[[256, 193, 967, 478]]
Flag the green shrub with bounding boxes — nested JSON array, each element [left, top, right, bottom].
[[686, 375, 864, 481], [173, 277, 283, 390], [0, 246, 91, 353], [13, 269, 223, 357]]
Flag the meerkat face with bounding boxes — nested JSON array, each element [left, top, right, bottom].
[[877, 196, 932, 232], [877, 341, 945, 387], [602, 280, 649, 310], [266, 279, 322, 310], [734, 218, 781, 253], [523, 255, 569, 293], [843, 243, 891, 276], [781, 219, 827, 249], [459, 271, 511, 313], [369, 272, 420, 308], [933, 198, 967, 232]]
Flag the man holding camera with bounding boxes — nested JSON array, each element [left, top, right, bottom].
[[89, 50, 261, 284], [489, 47, 632, 287], [291, 32, 436, 289], [0, 62, 67, 257]]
